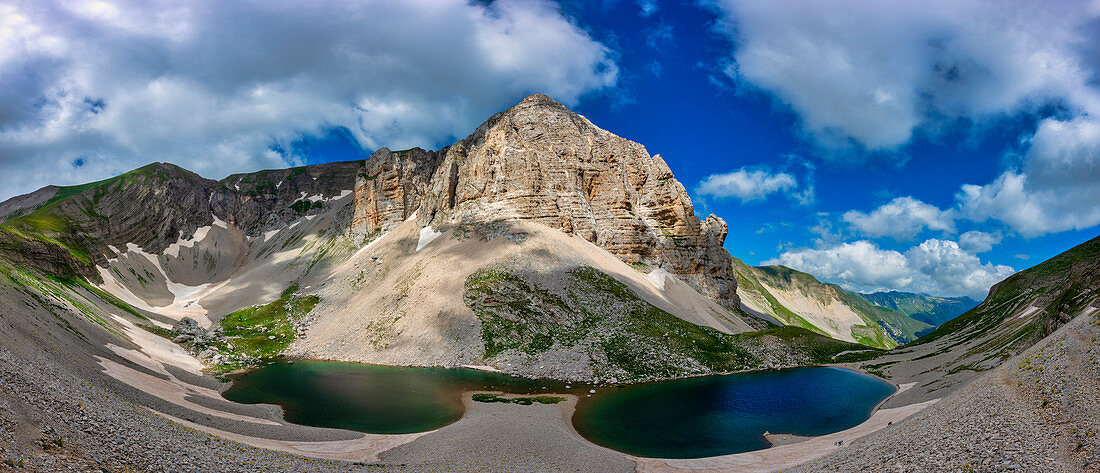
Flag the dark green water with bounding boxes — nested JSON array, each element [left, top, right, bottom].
[[572, 366, 896, 458], [224, 362, 894, 458], [221, 360, 571, 434]]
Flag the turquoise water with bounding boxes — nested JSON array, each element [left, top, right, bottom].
[[572, 367, 896, 458], [221, 360, 570, 434], [223, 362, 894, 458]]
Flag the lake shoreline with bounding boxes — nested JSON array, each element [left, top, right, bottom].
[[102, 333, 933, 472]]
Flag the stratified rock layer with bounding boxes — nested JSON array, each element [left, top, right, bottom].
[[352, 94, 740, 307]]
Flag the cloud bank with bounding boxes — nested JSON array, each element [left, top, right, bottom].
[[766, 239, 1015, 300], [709, 0, 1100, 238], [0, 0, 618, 199]]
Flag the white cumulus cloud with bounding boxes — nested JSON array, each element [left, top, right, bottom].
[[958, 230, 1001, 253], [696, 167, 799, 203], [0, 0, 619, 200], [842, 196, 956, 240], [766, 239, 1015, 299], [957, 116, 1100, 236], [706, 0, 1100, 237]]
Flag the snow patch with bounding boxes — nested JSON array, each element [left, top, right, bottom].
[[416, 226, 443, 252], [163, 225, 213, 258], [461, 365, 501, 373], [351, 229, 391, 261], [1015, 305, 1041, 320], [108, 315, 202, 375], [646, 268, 673, 291], [306, 194, 324, 202], [211, 214, 228, 229], [406, 210, 418, 222], [103, 243, 232, 327], [334, 189, 353, 200]]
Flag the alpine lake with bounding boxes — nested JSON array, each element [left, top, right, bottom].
[[223, 361, 895, 458]]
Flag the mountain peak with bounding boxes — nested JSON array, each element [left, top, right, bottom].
[[518, 93, 561, 106], [351, 94, 744, 308]]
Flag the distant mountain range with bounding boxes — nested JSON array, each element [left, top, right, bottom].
[[860, 291, 978, 331]]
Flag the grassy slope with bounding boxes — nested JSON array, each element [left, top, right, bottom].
[[0, 163, 193, 266], [731, 257, 822, 332], [910, 234, 1100, 361], [165, 284, 320, 374], [464, 266, 872, 382], [733, 259, 925, 348]]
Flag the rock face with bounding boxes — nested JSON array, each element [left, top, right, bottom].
[[351, 94, 741, 307], [350, 147, 442, 243]]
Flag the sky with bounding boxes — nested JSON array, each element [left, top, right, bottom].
[[2, 0, 1099, 300]]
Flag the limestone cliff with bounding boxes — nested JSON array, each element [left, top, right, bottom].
[[351, 94, 740, 307]]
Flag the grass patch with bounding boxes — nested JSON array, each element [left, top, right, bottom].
[[471, 393, 566, 405], [218, 284, 319, 359], [139, 324, 174, 339], [289, 199, 324, 213], [464, 265, 870, 382]]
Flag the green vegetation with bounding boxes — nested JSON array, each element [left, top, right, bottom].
[[731, 258, 822, 332], [289, 199, 324, 213], [8, 268, 120, 336], [907, 235, 1100, 365], [464, 266, 870, 381], [218, 284, 319, 359], [733, 325, 885, 363], [48, 275, 147, 320], [862, 291, 977, 328], [471, 393, 565, 405], [0, 162, 197, 269], [851, 235, 1099, 385], [164, 284, 321, 374], [139, 323, 174, 339]]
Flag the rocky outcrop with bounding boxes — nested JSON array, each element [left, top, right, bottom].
[[351, 94, 741, 307], [220, 160, 361, 233], [350, 147, 442, 243]]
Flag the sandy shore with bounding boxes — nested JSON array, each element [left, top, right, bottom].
[[150, 409, 429, 463]]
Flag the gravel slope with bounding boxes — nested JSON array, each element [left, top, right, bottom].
[[786, 308, 1100, 473]]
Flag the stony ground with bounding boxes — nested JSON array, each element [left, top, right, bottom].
[[787, 309, 1100, 473], [0, 326, 630, 473], [0, 340, 399, 473]]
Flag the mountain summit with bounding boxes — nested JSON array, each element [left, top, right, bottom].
[[351, 94, 740, 307]]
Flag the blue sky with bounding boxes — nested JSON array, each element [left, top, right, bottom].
[[1, 0, 1098, 299]]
